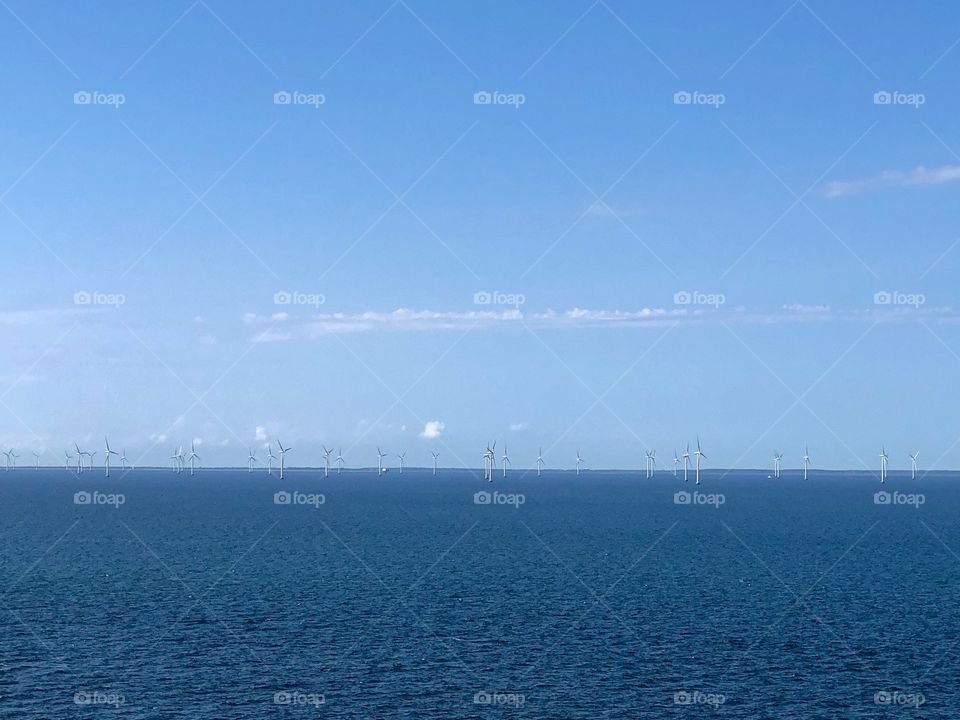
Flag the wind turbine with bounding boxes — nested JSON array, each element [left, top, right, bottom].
[[247, 447, 257, 473], [879, 446, 889, 483], [170, 447, 181, 473], [910, 451, 919, 480], [431, 451, 440, 475], [187, 442, 200, 476], [120, 449, 129, 471], [2, 450, 10, 471], [266, 444, 276, 474], [673, 450, 680, 477], [322, 446, 333, 478], [773, 452, 783, 479], [483, 441, 496, 482], [176, 445, 185, 474], [575, 450, 584, 476], [694, 437, 705, 485], [9, 449, 19, 471], [64, 449, 73, 470], [397, 451, 405, 475], [536, 447, 544, 477], [104, 437, 118, 477], [86, 450, 96, 471], [645, 450, 656, 479], [276, 440, 290, 480], [75, 444, 85, 473], [32, 450, 41, 470], [682, 443, 690, 483], [802, 445, 811, 480], [501, 445, 511, 477], [377, 447, 387, 476], [336, 448, 344, 475]]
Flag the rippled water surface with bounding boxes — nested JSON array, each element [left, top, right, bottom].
[[0, 469, 957, 718]]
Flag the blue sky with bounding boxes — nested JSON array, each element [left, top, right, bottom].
[[1, 0, 959, 470]]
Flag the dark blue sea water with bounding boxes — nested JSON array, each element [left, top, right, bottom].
[[0, 469, 957, 718]]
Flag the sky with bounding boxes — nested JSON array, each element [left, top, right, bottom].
[[1, 0, 959, 471]]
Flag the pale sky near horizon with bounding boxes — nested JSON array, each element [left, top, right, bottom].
[[1, 0, 959, 470]]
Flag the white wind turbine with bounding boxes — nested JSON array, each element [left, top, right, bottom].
[[104, 437, 118, 477], [645, 450, 656, 479], [75, 444, 85, 474], [64, 449, 73, 470], [8, 449, 19, 470], [536, 447, 544, 477], [120, 449, 130, 471], [86, 450, 96, 471], [175, 445, 185, 474], [802, 445, 811, 480], [247, 447, 257, 473], [694, 436, 705, 485], [187, 442, 200, 476], [32, 450, 41, 470], [682, 443, 690, 483], [431, 451, 440, 475], [501, 445, 510, 477], [336, 448, 345, 475], [483, 441, 496, 482], [673, 450, 680, 477], [773, 452, 783, 479], [879, 446, 889, 483], [170, 446, 181, 473], [2, 450, 10, 471], [322, 446, 333, 478], [276, 440, 290, 480], [910, 451, 919, 480], [575, 450, 584, 476], [397, 451, 405, 475], [377, 447, 387, 475], [266, 444, 276, 474]]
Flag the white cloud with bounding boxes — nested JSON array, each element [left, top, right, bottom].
[[192, 437, 203, 446], [150, 433, 168, 444], [825, 164, 960, 198], [510, 423, 528, 431], [255, 426, 267, 441], [420, 420, 445, 439]]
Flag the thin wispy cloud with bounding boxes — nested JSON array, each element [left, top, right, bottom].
[[825, 164, 960, 198]]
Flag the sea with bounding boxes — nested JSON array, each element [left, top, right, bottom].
[[0, 468, 956, 718]]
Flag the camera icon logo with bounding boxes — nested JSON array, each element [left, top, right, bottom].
[[274, 91, 292, 105], [473, 90, 492, 105], [873, 290, 892, 305], [674, 491, 691, 505], [273, 290, 292, 305], [873, 91, 892, 105], [673, 91, 692, 105], [474, 491, 491, 505], [74, 491, 92, 505], [73, 91, 92, 105], [874, 491, 891, 505], [673, 290, 692, 305], [274, 491, 291, 505], [73, 291, 92, 305], [674, 691, 692, 704], [473, 290, 492, 305]]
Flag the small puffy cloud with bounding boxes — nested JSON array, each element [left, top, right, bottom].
[[150, 433, 168, 444], [510, 423, 528, 431], [825, 164, 960, 198], [255, 426, 267, 441], [420, 420, 445, 439], [192, 437, 203, 446]]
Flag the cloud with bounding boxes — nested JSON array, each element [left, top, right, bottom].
[[150, 433, 168, 444], [825, 164, 960, 198], [255, 426, 267, 441], [510, 423, 528, 431], [420, 420, 445, 439]]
